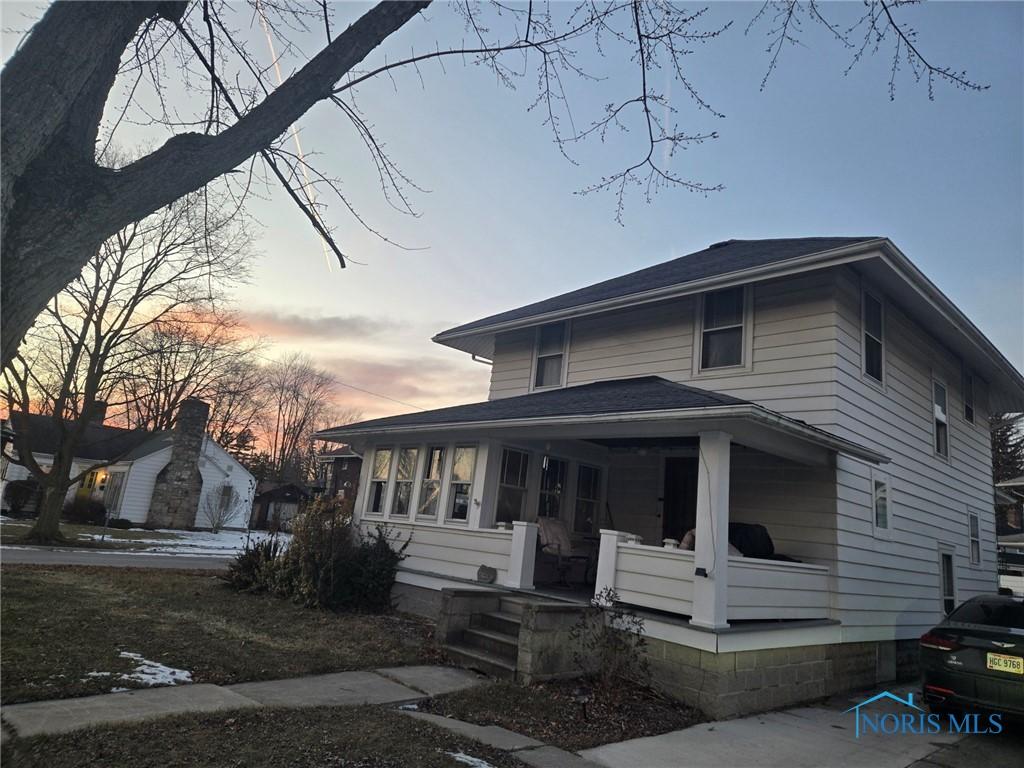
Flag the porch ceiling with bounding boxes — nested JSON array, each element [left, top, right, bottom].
[[316, 376, 888, 467]]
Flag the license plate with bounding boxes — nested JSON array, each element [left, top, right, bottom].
[[986, 652, 1024, 675]]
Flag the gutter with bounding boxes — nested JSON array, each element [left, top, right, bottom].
[[316, 403, 889, 464]]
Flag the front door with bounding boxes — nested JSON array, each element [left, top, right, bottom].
[[662, 457, 698, 542]]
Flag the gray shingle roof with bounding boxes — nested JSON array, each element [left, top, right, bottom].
[[437, 237, 879, 338], [9, 412, 159, 461], [320, 377, 748, 435]]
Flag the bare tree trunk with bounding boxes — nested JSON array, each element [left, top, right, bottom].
[[1, 0, 429, 366], [25, 482, 70, 544]]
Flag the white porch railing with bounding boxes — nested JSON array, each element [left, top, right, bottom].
[[727, 556, 830, 621], [366, 520, 538, 589], [595, 530, 831, 623]]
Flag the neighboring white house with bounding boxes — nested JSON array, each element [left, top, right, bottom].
[[317, 236, 1024, 718], [2, 400, 255, 530]]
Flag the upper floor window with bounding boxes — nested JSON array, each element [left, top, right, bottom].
[[863, 291, 884, 384], [496, 448, 530, 525], [533, 323, 567, 389], [447, 446, 477, 521], [367, 447, 392, 515], [933, 380, 949, 459], [700, 287, 745, 369], [963, 373, 975, 424]]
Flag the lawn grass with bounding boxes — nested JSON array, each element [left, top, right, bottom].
[[423, 678, 705, 751], [1, 565, 440, 704], [1, 519, 179, 549], [1, 705, 521, 768]]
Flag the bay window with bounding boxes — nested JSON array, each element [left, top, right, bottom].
[[447, 446, 477, 521], [367, 447, 392, 515], [390, 447, 418, 517], [417, 446, 445, 518]]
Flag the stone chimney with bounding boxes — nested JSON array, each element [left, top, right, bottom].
[[90, 400, 108, 425], [146, 398, 209, 529]]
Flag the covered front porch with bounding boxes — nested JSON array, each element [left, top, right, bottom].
[[323, 378, 888, 632]]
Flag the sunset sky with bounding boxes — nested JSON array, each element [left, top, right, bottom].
[[4, 2, 1022, 423]]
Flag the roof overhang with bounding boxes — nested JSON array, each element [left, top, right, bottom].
[[317, 403, 889, 468], [432, 238, 1024, 412]]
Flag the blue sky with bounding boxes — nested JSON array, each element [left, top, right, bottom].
[[3, 2, 1022, 419]]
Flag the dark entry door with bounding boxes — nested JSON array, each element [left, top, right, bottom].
[[662, 457, 698, 541]]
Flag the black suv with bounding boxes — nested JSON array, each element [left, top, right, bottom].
[[920, 595, 1024, 716]]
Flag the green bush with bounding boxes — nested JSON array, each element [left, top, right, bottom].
[[224, 496, 406, 614], [223, 535, 286, 592], [62, 497, 107, 526]]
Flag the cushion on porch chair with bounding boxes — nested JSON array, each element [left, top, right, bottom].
[[538, 517, 574, 556]]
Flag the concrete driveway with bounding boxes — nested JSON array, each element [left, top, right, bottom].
[[1, 546, 230, 570], [580, 684, 1023, 768]]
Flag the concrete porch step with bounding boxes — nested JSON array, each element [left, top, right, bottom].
[[461, 627, 519, 659], [498, 596, 531, 617], [444, 643, 517, 680], [474, 610, 522, 637]]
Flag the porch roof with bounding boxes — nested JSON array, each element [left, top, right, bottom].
[[317, 377, 888, 465]]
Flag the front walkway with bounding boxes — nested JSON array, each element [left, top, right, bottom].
[[1, 665, 480, 740]]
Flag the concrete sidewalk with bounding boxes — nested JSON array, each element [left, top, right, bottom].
[[1, 665, 482, 739], [580, 684, 1022, 768]]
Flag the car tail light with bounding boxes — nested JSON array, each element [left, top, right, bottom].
[[920, 631, 962, 651], [925, 684, 956, 698]]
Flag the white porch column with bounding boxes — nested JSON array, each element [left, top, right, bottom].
[[505, 521, 538, 589], [594, 529, 626, 605], [690, 431, 732, 630]]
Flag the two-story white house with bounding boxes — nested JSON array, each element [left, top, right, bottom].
[[317, 237, 1024, 717]]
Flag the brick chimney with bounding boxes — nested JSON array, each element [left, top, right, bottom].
[[146, 398, 209, 529]]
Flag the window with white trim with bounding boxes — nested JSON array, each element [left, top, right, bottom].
[[939, 548, 956, 615], [700, 287, 745, 370], [963, 373, 975, 424], [496, 448, 530, 525], [533, 323, 567, 389], [367, 447, 392, 515], [417, 446, 445, 518], [446, 445, 476, 521], [862, 291, 884, 384], [933, 380, 949, 458], [871, 470, 890, 535], [390, 447, 418, 517], [537, 456, 567, 518], [574, 464, 602, 534], [968, 511, 981, 565]]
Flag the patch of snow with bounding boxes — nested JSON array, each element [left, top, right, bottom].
[[110, 687, 130, 693], [447, 753, 497, 768], [75, 528, 290, 557], [398, 703, 419, 711], [85, 671, 112, 678], [117, 651, 192, 686]]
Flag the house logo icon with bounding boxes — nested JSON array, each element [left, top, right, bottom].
[[844, 691, 923, 738]]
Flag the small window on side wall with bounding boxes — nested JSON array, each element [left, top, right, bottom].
[[863, 291, 884, 384], [871, 470, 890, 536], [933, 381, 949, 459], [700, 287, 744, 370], [963, 373, 975, 424], [534, 323, 566, 389], [968, 511, 981, 565], [939, 549, 956, 615]]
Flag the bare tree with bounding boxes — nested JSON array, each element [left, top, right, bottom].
[[2, 187, 249, 543], [199, 481, 249, 532], [1, 1, 986, 365], [262, 353, 338, 483]]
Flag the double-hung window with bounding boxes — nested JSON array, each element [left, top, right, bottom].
[[963, 373, 975, 424], [968, 511, 981, 566], [367, 448, 392, 515], [533, 323, 566, 389], [390, 447, 418, 517], [863, 292, 884, 384], [496, 448, 530, 525], [417, 446, 445, 518], [537, 456, 567, 518], [939, 548, 956, 615], [447, 446, 477, 521], [574, 464, 602, 534], [933, 381, 949, 458], [700, 287, 745, 370]]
